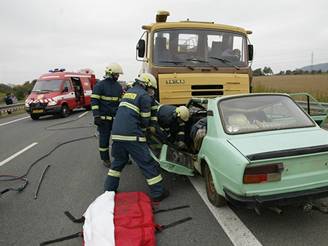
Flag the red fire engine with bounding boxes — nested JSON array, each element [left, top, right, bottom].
[[25, 68, 96, 120]]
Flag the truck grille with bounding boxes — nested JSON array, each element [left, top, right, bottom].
[[191, 84, 224, 96], [30, 102, 48, 109]]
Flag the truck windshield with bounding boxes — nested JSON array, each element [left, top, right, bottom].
[[32, 80, 63, 92], [153, 29, 247, 68], [218, 95, 315, 134]]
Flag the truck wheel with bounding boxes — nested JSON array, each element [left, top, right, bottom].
[[60, 105, 70, 118], [31, 114, 40, 120], [204, 164, 227, 207]]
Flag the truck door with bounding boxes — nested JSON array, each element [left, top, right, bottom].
[[149, 143, 195, 176], [62, 80, 77, 109]]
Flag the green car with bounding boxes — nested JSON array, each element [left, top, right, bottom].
[[150, 93, 328, 209]]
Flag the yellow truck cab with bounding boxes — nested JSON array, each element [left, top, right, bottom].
[[136, 11, 254, 105]]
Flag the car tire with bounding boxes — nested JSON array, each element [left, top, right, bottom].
[[60, 104, 70, 118], [31, 114, 40, 120], [204, 164, 227, 207]]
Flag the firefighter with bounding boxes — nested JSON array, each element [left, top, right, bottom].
[[91, 63, 123, 167], [152, 105, 190, 150], [104, 73, 169, 202]]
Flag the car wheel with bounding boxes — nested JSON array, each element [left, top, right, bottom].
[[31, 114, 40, 120], [204, 164, 227, 207], [60, 104, 70, 118]]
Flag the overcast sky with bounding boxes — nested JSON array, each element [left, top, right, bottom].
[[1, 0, 327, 84]]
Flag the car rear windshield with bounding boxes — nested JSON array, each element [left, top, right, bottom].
[[32, 80, 63, 92], [218, 95, 315, 134]]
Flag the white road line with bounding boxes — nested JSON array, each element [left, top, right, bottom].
[[189, 176, 262, 246], [0, 142, 38, 167], [0, 116, 30, 127], [78, 111, 88, 118]]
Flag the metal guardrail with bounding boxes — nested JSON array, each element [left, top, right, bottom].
[[0, 103, 25, 116]]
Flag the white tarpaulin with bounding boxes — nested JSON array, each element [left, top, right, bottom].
[[83, 191, 115, 246]]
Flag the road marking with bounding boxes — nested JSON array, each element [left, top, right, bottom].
[[0, 142, 38, 167], [0, 116, 30, 127], [78, 111, 88, 118], [189, 176, 262, 246]]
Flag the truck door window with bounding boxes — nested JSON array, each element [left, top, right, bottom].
[[63, 81, 71, 92]]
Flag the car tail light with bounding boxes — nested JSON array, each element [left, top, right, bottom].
[[243, 163, 284, 184]]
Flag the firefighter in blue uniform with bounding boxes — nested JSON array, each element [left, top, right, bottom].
[[151, 104, 190, 150], [91, 63, 123, 167], [104, 73, 169, 202]]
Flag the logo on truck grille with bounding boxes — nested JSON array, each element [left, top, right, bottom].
[[166, 79, 185, 85]]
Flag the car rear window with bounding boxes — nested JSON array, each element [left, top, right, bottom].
[[218, 95, 315, 134]]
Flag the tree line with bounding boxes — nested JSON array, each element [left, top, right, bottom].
[[253, 67, 328, 76], [0, 80, 36, 103]]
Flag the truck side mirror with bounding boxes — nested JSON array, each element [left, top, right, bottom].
[[137, 39, 145, 58], [248, 44, 254, 61], [63, 87, 69, 93]]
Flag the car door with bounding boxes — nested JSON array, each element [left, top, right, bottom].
[[149, 143, 195, 176]]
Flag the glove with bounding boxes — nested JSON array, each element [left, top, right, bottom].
[[94, 116, 103, 126]]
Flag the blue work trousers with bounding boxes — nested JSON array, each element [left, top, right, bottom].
[[104, 141, 164, 198], [98, 121, 113, 161]]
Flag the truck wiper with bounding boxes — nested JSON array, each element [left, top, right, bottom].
[[209, 56, 240, 70], [159, 60, 194, 70], [185, 58, 218, 70], [159, 60, 184, 65]]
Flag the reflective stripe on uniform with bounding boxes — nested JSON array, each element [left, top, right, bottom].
[[91, 94, 101, 99], [147, 174, 163, 185], [112, 134, 146, 142], [179, 122, 185, 126], [140, 111, 151, 117], [99, 147, 109, 152], [100, 116, 113, 120], [92, 105, 99, 110], [119, 101, 140, 114], [151, 105, 158, 110], [177, 131, 185, 135], [101, 95, 119, 101], [108, 169, 121, 177], [141, 128, 146, 132], [150, 116, 158, 121]]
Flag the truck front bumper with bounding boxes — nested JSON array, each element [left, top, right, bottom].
[[26, 105, 61, 115], [224, 185, 328, 208]]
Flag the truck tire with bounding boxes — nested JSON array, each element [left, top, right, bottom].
[[60, 104, 70, 118], [31, 114, 40, 120], [204, 164, 227, 207]]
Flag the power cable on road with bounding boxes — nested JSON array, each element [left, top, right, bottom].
[[0, 112, 97, 197]]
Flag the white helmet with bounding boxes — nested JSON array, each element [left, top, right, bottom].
[[105, 63, 123, 78], [136, 73, 157, 89], [176, 106, 190, 122]]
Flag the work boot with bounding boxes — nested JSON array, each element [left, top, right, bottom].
[[102, 160, 111, 168], [152, 189, 170, 202]]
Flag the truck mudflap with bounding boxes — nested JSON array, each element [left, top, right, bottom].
[[150, 144, 195, 176]]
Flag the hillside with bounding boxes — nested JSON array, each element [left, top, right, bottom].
[[300, 63, 328, 72]]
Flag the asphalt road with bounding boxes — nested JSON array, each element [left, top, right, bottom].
[[0, 112, 328, 246]]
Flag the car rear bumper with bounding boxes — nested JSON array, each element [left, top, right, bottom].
[[224, 185, 328, 208]]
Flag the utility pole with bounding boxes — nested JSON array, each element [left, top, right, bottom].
[[311, 51, 314, 72]]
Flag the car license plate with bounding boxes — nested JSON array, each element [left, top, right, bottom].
[[32, 109, 44, 113]]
